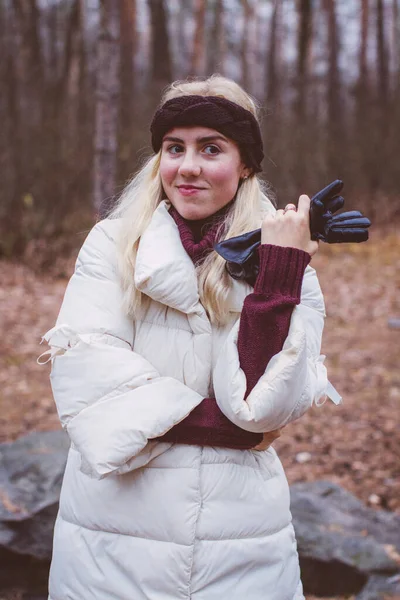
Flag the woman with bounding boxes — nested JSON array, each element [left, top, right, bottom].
[[41, 75, 329, 599]]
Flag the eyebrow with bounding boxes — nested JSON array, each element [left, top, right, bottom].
[[162, 134, 228, 144]]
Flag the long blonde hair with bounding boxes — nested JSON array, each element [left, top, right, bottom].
[[109, 75, 275, 325]]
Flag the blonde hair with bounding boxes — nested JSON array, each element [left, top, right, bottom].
[[109, 75, 275, 325]]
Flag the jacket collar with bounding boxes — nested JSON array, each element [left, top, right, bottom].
[[134, 201, 251, 315]]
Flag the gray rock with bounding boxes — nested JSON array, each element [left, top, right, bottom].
[[356, 574, 400, 599], [291, 480, 400, 596], [0, 430, 69, 560], [387, 317, 400, 330], [1, 433, 400, 600]]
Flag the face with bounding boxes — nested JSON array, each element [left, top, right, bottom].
[[159, 126, 250, 220]]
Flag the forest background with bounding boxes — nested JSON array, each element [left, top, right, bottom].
[[0, 1, 399, 598]]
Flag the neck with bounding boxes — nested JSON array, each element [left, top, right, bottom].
[[172, 201, 233, 243]]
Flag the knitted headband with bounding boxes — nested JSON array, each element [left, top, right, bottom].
[[150, 95, 264, 173]]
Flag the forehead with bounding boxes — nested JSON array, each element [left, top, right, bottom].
[[162, 126, 228, 143]]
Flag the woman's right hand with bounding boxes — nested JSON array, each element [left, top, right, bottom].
[[261, 195, 319, 257], [252, 429, 282, 451]]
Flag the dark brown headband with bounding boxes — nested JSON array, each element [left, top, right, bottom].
[[150, 95, 264, 173]]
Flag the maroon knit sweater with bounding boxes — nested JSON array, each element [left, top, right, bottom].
[[156, 205, 311, 449]]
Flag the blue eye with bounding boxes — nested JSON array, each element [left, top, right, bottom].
[[168, 144, 183, 154], [204, 145, 220, 155]]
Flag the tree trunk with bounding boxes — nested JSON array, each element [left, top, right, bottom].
[[118, 0, 137, 184], [266, 0, 280, 107], [295, 0, 312, 121], [191, 0, 206, 75], [206, 0, 225, 74], [293, 0, 313, 191], [393, 0, 400, 107], [148, 0, 172, 85], [93, 0, 121, 217], [61, 1, 85, 155], [354, 0, 371, 191], [359, 0, 369, 95], [376, 0, 389, 107], [240, 0, 252, 90], [323, 0, 343, 177]]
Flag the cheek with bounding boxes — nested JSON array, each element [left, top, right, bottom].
[[208, 162, 241, 188], [159, 159, 176, 187]]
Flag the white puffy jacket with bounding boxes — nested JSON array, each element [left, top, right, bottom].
[[42, 200, 330, 600]]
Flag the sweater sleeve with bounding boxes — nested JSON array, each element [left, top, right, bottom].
[[156, 396, 262, 449], [156, 244, 310, 449], [238, 244, 311, 398]]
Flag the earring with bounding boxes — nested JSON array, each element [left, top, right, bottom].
[[243, 175, 248, 180]]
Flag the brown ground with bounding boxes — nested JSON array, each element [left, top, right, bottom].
[[0, 225, 399, 600]]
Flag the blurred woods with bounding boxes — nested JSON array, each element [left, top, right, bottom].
[[1, 0, 399, 262]]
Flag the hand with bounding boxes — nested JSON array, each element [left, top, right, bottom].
[[261, 195, 319, 256], [252, 428, 282, 451]]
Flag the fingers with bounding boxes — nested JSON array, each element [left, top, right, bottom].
[[297, 194, 311, 216], [284, 203, 297, 213], [311, 179, 343, 204]]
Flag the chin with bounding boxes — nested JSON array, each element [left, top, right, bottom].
[[172, 201, 211, 221]]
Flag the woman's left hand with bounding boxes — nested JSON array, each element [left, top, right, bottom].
[[261, 195, 319, 256], [252, 428, 282, 451]]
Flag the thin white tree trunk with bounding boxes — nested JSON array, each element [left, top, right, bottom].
[[93, 0, 120, 216]]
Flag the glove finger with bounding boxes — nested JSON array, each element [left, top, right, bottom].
[[226, 259, 259, 286], [326, 228, 369, 243], [311, 179, 344, 206], [325, 194, 344, 214], [311, 231, 326, 242], [214, 228, 261, 263], [330, 210, 363, 222], [226, 262, 247, 280], [329, 215, 371, 228]]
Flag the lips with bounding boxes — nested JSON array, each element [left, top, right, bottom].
[[177, 185, 203, 190], [177, 184, 206, 196]]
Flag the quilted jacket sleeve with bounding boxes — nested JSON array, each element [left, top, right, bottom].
[[40, 220, 203, 479], [213, 265, 328, 433]]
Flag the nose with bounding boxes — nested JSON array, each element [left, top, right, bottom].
[[178, 150, 201, 178]]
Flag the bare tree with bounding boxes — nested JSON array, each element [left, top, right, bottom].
[[295, 0, 312, 121], [376, 0, 389, 106], [266, 0, 280, 108], [149, 0, 172, 85], [240, 0, 253, 90], [93, 1, 121, 216], [359, 0, 369, 95], [206, 0, 225, 74], [63, 1, 85, 124], [354, 0, 371, 190], [292, 0, 313, 190], [191, 0, 206, 75], [393, 0, 400, 105], [323, 0, 343, 176], [118, 0, 137, 184]]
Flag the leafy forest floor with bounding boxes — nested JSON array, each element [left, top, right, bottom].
[[0, 225, 399, 600]]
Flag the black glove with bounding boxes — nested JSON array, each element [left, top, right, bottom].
[[214, 179, 371, 286], [309, 179, 371, 243]]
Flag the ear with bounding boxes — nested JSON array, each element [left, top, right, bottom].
[[241, 168, 252, 180]]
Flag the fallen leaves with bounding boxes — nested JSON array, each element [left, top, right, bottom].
[[0, 225, 399, 524]]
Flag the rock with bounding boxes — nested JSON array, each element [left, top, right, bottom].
[[1, 433, 400, 600], [355, 574, 400, 599], [295, 451, 312, 464], [291, 480, 400, 597], [0, 430, 69, 560], [387, 317, 400, 329]]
